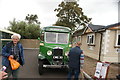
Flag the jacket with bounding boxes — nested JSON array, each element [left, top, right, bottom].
[[2, 41, 25, 67], [68, 46, 83, 69]]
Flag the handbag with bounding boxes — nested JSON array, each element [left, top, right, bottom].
[[8, 57, 20, 70]]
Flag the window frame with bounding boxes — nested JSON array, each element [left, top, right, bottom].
[[77, 36, 81, 42], [45, 32, 69, 44], [87, 33, 95, 45], [116, 33, 120, 46]]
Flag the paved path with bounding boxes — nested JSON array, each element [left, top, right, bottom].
[[1, 49, 92, 79], [11, 49, 67, 78]]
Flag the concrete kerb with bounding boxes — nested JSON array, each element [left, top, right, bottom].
[[23, 48, 39, 50], [82, 70, 93, 80]]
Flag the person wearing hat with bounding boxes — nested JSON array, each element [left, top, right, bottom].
[[2, 34, 25, 80]]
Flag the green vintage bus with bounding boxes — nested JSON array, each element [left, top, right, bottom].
[[38, 26, 72, 75]]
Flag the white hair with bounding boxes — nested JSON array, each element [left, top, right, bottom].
[[11, 34, 21, 39]]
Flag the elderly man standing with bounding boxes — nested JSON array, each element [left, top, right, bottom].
[[67, 41, 84, 80], [2, 34, 25, 80]]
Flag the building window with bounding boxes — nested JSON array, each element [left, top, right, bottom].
[[87, 34, 95, 45], [117, 34, 120, 46], [77, 36, 81, 42], [72, 37, 77, 44]]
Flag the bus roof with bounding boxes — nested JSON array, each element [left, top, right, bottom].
[[43, 26, 71, 32], [0, 29, 18, 34]]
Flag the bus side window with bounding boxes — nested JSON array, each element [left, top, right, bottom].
[[40, 33, 44, 41]]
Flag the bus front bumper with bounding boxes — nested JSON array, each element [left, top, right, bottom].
[[43, 65, 68, 68]]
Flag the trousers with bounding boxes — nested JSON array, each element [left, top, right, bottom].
[[4, 65, 20, 80], [67, 67, 80, 80]]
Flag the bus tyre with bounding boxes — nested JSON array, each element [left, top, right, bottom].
[[63, 67, 69, 72], [66, 67, 69, 72], [38, 60, 43, 75]]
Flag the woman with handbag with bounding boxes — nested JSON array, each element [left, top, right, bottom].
[[2, 34, 25, 80]]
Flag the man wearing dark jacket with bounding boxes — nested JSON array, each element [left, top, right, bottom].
[[67, 41, 84, 80]]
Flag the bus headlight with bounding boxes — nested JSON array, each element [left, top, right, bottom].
[[65, 51, 69, 56], [40, 43, 44, 46], [47, 50, 52, 56], [69, 44, 72, 47]]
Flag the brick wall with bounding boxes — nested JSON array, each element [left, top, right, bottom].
[[20, 39, 39, 49]]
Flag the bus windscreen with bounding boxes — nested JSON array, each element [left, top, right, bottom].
[[45, 32, 69, 44]]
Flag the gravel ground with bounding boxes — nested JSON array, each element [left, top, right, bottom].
[[83, 56, 119, 79]]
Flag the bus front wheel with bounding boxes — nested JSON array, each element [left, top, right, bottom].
[[38, 60, 43, 75]]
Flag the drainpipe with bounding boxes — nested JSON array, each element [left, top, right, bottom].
[[98, 32, 103, 61]]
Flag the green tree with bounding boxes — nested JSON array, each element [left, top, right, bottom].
[[24, 24, 41, 39], [25, 14, 40, 24], [7, 18, 41, 39], [54, 1, 91, 31], [8, 19, 27, 38]]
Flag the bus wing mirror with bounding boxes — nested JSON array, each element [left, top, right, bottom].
[[38, 36, 44, 41], [38, 37, 40, 40]]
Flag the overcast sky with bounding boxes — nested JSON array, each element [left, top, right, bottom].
[[0, 0, 119, 29]]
